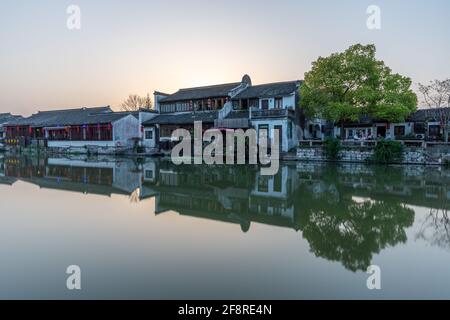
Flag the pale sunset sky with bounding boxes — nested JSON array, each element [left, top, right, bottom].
[[0, 0, 449, 116]]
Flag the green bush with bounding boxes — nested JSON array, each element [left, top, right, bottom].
[[372, 140, 404, 164], [443, 156, 450, 168], [136, 145, 146, 153], [323, 137, 341, 160]]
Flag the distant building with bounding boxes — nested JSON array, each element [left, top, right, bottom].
[[0, 113, 23, 140], [336, 107, 450, 141], [4, 106, 143, 153], [3, 156, 141, 196]]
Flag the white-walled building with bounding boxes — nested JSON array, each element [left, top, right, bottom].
[[143, 75, 302, 153], [5, 107, 144, 153]]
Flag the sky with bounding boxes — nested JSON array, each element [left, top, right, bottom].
[[0, 0, 449, 116]]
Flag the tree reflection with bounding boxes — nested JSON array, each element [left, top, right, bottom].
[[301, 200, 414, 271], [296, 166, 416, 272], [416, 208, 450, 251]]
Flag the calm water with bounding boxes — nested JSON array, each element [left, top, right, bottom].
[[0, 154, 450, 299]]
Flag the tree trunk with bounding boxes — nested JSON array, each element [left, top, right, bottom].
[[340, 122, 345, 140]]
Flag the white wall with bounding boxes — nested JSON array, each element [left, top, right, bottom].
[[113, 115, 140, 147], [142, 161, 157, 183], [251, 166, 291, 198], [251, 118, 298, 152], [138, 112, 158, 142], [281, 94, 296, 109], [143, 127, 156, 149]]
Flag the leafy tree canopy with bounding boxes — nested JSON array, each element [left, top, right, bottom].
[[300, 44, 417, 124]]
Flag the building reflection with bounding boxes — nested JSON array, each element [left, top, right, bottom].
[[2, 155, 450, 270], [1, 156, 141, 197], [141, 161, 300, 232]]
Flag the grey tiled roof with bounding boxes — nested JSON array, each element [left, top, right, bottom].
[[160, 83, 241, 103], [5, 106, 131, 127], [407, 107, 450, 122], [233, 81, 301, 99], [143, 111, 219, 125], [0, 113, 23, 125]]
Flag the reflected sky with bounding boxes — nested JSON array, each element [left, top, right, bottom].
[[0, 155, 450, 299]]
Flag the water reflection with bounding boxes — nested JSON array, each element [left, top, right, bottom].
[[2, 155, 450, 272]]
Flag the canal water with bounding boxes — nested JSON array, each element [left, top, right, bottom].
[[0, 154, 449, 299]]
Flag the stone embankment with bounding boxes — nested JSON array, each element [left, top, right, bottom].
[[295, 148, 441, 165]]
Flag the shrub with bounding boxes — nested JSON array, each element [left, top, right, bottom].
[[323, 137, 341, 161], [372, 140, 404, 164], [443, 155, 450, 168], [136, 145, 146, 153]]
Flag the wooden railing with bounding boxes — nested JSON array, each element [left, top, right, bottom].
[[250, 108, 294, 119]]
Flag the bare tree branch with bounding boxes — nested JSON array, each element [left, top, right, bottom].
[[120, 94, 152, 111], [418, 79, 450, 141]]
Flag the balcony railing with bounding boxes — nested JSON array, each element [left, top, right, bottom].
[[215, 118, 250, 129], [250, 107, 294, 119]]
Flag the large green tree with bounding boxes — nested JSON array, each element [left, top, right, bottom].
[[300, 44, 417, 139]]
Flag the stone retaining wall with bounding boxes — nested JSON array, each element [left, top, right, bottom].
[[296, 148, 435, 165]]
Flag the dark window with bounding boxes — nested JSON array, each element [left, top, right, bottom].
[[274, 173, 282, 193], [275, 97, 283, 109], [70, 127, 84, 141], [86, 125, 100, 141], [99, 125, 112, 141], [145, 170, 154, 179], [414, 122, 425, 134], [160, 126, 174, 137], [261, 99, 269, 110], [145, 130, 153, 140], [429, 125, 441, 137], [249, 99, 259, 108], [394, 126, 405, 137]]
